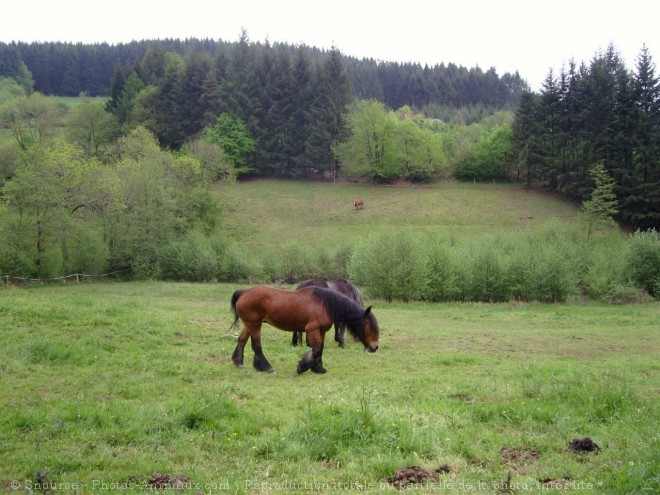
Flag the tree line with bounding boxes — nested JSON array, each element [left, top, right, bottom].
[[512, 43, 660, 229], [0, 36, 527, 108]]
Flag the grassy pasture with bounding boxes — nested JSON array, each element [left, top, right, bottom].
[[1, 282, 658, 494], [214, 180, 585, 256]]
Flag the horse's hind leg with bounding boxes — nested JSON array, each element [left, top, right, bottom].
[[232, 326, 249, 368], [297, 329, 326, 374], [250, 328, 275, 373]]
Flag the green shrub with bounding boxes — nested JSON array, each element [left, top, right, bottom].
[[581, 238, 629, 301], [349, 229, 428, 302], [424, 235, 463, 301], [464, 234, 510, 302], [0, 244, 37, 278], [328, 243, 355, 279], [276, 243, 316, 283], [624, 229, 660, 298], [61, 226, 109, 276], [526, 232, 579, 302], [157, 230, 219, 281], [218, 241, 262, 283]]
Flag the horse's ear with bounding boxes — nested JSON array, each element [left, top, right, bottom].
[[364, 306, 372, 317]]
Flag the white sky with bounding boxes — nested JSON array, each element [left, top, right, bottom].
[[2, 0, 659, 92]]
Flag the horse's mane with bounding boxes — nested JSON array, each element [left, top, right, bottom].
[[311, 287, 376, 340], [331, 279, 364, 307]]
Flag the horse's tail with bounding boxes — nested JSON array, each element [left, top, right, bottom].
[[230, 289, 246, 329]]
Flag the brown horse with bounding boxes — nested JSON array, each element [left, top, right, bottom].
[[230, 285, 379, 374], [292, 278, 364, 348], [353, 199, 364, 209]]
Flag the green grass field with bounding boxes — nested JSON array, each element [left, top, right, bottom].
[[1, 281, 658, 494]]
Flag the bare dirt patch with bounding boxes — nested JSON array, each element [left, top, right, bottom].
[[387, 464, 451, 489], [147, 473, 191, 490], [539, 476, 573, 488], [500, 447, 540, 472]]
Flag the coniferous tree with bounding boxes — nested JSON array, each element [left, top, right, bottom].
[[113, 71, 144, 128], [225, 30, 259, 122], [582, 163, 619, 240], [538, 69, 563, 189], [105, 65, 126, 113], [199, 71, 220, 128], [138, 45, 166, 86], [289, 46, 315, 173], [310, 46, 352, 177], [631, 45, 660, 228], [263, 45, 296, 173], [156, 52, 186, 148], [512, 90, 543, 186], [177, 52, 214, 142]]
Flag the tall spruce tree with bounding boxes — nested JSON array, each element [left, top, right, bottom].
[[263, 45, 296, 174], [512, 90, 543, 186], [538, 69, 562, 189], [631, 45, 660, 228], [289, 46, 315, 173], [310, 46, 352, 177], [177, 52, 214, 143]]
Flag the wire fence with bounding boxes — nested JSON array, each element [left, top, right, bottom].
[[2, 270, 129, 287]]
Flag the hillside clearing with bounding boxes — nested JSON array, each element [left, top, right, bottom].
[[215, 180, 584, 255]]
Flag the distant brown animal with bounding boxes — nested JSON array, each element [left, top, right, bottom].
[[353, 199, 364, 209]]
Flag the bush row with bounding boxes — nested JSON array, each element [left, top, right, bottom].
[[348, 225, 660, 303], [3, 220, 658, 303], [150, 223, 659, 303], [152, 230, 353, 285]]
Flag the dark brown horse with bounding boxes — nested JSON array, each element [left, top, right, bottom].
[[230, 285, 378, 374], [292, 279, 364, 348]]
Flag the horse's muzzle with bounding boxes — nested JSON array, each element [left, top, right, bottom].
[[367, 343, 378, 353]]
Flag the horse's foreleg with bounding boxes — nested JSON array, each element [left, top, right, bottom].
[[334, 323, 346, 349], [250, 327, 275, 373], [297, 329, 327, 374], [232, 326, 249, 368]]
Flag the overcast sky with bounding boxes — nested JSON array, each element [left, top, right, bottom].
[[3, 0, 659, 91]]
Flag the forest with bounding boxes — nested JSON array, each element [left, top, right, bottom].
[[0, 33, 527, 178], [0, 35, 526, 107]]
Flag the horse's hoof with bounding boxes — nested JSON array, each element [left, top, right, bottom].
[[312, 367, 327, 374], [267, 367, 276, 374]]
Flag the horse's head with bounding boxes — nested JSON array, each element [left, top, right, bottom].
[[362, 306, 379, 352]]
